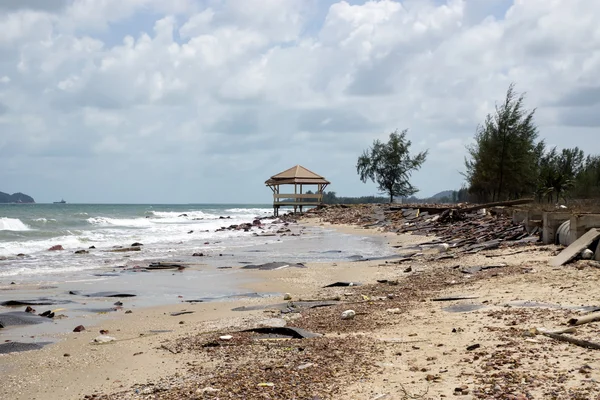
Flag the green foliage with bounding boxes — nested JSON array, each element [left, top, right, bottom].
[[321, 191, 388, 204], [536, 147, 585, 202], [464, 84, 542, 202], [572, 155, 600, 198], [357, 129, 428, 203]]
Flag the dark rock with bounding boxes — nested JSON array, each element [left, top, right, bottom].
[[74, 250, 89, 254], [89, 246, 96, 249], [178, 214, 188, 217], [25, 306, 34, 313], [48, 245, 64, 251], [73, 325, 86, 332], [17, 253, 25, 257], [466, 343, 481, 351], [0, 312, 50, 327], [109, 246, 141, 252], [1, 298, 72, 307], [192, 253, 204, 257], [146, 262, 185, 270], [39, 310, 55, 318], [0, 342, 50, 354], [130, 242, 143, 247], [113, 301, 123, 306]]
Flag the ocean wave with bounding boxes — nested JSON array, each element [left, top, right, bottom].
[[225, 208, 272, 215], [0, 217, 31, 231], [87, 217, 153, 227], [151, 210, 209, 219]]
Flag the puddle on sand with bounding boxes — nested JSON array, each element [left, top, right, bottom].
[[443, 304, 487, 313]]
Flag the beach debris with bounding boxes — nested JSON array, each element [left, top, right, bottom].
[[460, 264, 507, 274], [283, 293, 292, 300], [550, 228, 600, 266], [569, 312, 600, 326], [64, 353, 70, 357], [219, 335, 233, 341], [48, 245, 64, 251], [582, 249, 595, 259], [25, 306, 34, 313], [257, 382, 275, 387], [69, 291, 136, 298], [125, 310, 133, 314], [341, 310, 356, 320], [93, 335, 116, 344], [466, 343, 480, 351], [443, 304, 486, 313], [431, 295, 479, 302], [99, 329, 109, 335], [73, 325, 86, 332], [386, 308, 401, 314], [170, 311, 195, 316], [241, 262, 306, 270], [323, 282, 362, 288], [297, 362, 314, 370], [241, 326, 321, 339]]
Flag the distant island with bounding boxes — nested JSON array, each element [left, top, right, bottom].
[[0, 191, 35, 203]]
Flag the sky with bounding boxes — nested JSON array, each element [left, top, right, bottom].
[[0, 0, 599, 204]]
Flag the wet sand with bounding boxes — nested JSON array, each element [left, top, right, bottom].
[[2, 217, 600, 399]]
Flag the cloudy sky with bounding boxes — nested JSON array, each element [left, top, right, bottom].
[[0, 0, 598, 203]]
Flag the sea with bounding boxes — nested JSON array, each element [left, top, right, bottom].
[[0, 203, 397, 342], [0, 203, 393, 290]]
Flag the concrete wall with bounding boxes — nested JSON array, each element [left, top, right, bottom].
[[569, 214, 600, 245], [542, 212, 571, 244], [526, 210, 544, 234]]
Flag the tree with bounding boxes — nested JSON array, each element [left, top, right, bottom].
[[356, 129, 428, 203], [536, 147, 584, 203], [464, 84, 543, 202]]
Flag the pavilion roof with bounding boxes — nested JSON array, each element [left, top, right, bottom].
[[265, 165, 330, 185]]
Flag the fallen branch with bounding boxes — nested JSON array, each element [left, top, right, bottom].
[[486, 250, 528, 258], [540, 332, 600, 350], [160, 344, 179, 354]]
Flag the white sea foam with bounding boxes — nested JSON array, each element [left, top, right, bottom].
[[0, 217, 31, 231], [87, 217, 154, 227]]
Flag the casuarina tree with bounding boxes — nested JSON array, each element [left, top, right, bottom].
[[464, 84, 543, 202], [356, 129, 428, 203]]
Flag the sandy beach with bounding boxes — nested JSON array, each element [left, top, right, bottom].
[[2, 212, 600, 399]]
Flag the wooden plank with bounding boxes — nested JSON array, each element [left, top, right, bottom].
[[274, 202, 322, 206], [549, 228, 600, 267], [273, 194, 322, 199]]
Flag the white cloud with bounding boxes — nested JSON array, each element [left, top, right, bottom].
[[0, 0, 598, 203]]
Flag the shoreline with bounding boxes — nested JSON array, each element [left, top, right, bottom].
[[2, 208, 600, 399]]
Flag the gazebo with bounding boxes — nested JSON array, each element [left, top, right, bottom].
[[265, 165, 330, 216]]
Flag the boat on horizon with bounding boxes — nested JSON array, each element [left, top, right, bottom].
[[53, 199, 66, 204]]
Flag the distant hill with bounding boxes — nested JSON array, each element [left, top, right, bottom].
[[429, 190, 455, 201], [0, 191, 35, 203]]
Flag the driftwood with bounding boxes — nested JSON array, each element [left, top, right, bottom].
[[540, 332, 600, 350], [568, 312, 600, 326], [461, 198, 534, 213]]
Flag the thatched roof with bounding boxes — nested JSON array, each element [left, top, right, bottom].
[[265, 165, 330, 185]]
